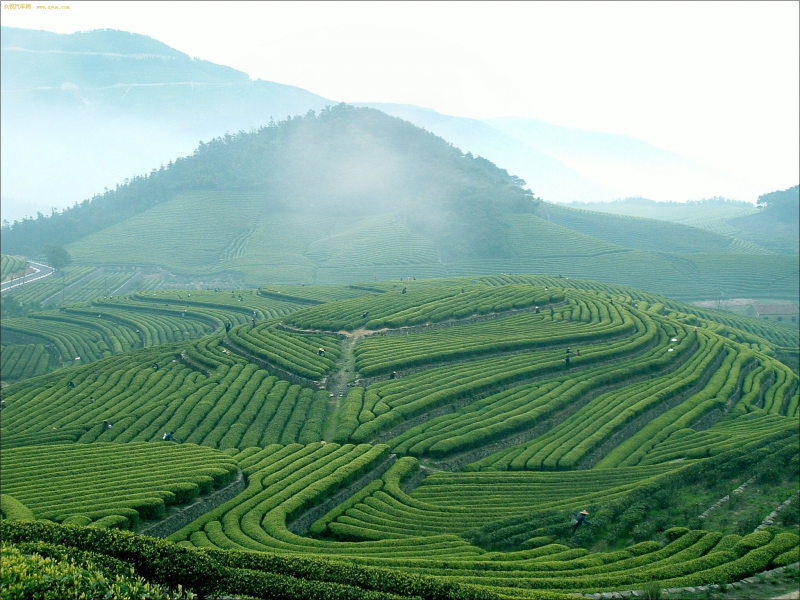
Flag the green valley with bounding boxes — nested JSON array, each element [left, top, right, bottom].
[[2, 276, 798, 599]]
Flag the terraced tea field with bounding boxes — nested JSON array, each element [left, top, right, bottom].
[[572, 201, 761, 238], [3, 265, 97, 306], [0, 254, 27, 282], [1, 443, 237, 528], [541, 204, 749, 255], [1, 277, 797, 599], [0, 343, 55, 382], [0, 288, 312, 379], [46, 188, 797, 297]]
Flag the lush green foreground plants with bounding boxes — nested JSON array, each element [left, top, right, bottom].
[[1, 521, 511, 600], [1, 443, 237, 528], [1, 276, 797, 598]]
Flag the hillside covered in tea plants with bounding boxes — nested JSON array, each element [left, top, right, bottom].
[[2, 105, 797, 300], [2, 277, 798, 599]]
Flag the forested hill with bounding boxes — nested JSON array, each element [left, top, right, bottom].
[[1, 104, 538, 260], [728, 186, 799, 255], [0, 26, 330, 224]]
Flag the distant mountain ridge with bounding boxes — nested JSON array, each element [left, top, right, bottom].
[[2, 105, 538, 260], [2, 104, 796, 301], [1, 25, 765, 225], [357, 103, 616, 203], [0, 26, 331, 223], [482, 117, 762, 202]]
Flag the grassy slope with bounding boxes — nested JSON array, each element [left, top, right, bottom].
[[729, 210, 800, 255], [540, 203, 748, 254], [1, 255, 27, 282], [568, 201, 758, 235], [1, 278, 798, 598], [64, 192, 799, 300]]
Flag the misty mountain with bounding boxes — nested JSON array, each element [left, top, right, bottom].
[[485, 117, 763, 202], [2, 105, 538, 261], [3, 26, 765, 227], [357, 103, 616, 203], [3, 102, 795, 300], [355, 106, 762, 203], [1, 26, 330, 223]]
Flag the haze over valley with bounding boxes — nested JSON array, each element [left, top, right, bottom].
[[1, 5, 798, 600]]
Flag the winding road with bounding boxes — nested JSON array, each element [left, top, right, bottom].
[[1, 261, 54, 293]]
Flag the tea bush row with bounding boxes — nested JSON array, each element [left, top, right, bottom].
[[354, 291, 629, 375], [0, 443, 237, 528], [0, 343, 53, 381], [227, 321, 341, 379], [0, 254, 27, 281], [0, 341, 329, 450]]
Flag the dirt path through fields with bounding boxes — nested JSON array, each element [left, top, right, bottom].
[[322, 334, 360, 442]]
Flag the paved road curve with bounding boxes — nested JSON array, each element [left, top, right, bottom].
[[0, 261, 54, 293]]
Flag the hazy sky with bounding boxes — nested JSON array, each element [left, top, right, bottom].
[[2, 1, 798, 190]]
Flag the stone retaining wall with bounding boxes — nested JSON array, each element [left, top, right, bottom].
[[138, 470, 245, 538], [698, 475, 756, 520], [287, 455, 397, 535], [755, 495, 796, 531]]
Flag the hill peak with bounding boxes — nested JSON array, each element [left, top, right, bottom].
[[2, 104, 538, 261]]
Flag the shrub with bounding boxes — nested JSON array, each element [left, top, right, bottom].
[[0, 542, 186, 600], [642, 580, 662, 599]]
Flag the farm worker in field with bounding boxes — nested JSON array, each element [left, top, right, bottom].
[[571, 510, 592, 536], [225, 321, 232, 333], [361, 312, 369, 318], [390, 371, 398, 380], [0, 400, 5, 411], [565, 355, 571, 368], [402, 287, 407, 294], [252, 318, 256, 328], [68, 381, 76, 389], [318, 347, 325, 356], [89, 397, 95, 404], [253, 310, 257, 319], [162, 432, 175, 442], [575, 349, 580, 356], [535, 306, 540, 314], [152, 363, 159, 371], [102, 420, 112, 431]]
